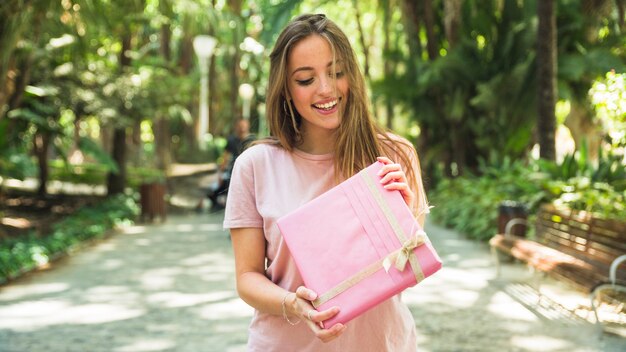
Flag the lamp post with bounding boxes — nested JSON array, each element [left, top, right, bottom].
[[238, 83, 254, 121], [193, 35, 217, 149]]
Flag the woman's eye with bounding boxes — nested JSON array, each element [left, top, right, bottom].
[[333, 71, 345, 78], [296, 78, 314, 86]]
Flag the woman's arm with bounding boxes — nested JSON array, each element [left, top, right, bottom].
[[231, 227, 346, 342]]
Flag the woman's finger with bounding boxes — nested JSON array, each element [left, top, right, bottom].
[[379, 170, 407, 185], [314, 323, 347, 343], [383, 182, 415, 205], [377, 163, 402, 175], [295, 286, 317, 301], [376, 156, 393, 165]]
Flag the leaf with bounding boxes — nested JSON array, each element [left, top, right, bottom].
[[78, 137, 119, 174], [7, 108, 47, 125]]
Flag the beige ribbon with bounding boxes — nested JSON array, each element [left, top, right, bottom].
[[311, 168, 429, 308], [392, 230, 427, 272]]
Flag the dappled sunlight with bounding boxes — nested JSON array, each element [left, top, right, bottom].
[[0, 282, 70, 301], [488, 291, 538, 322], [196, 223, 227, 233], [502, 283, 587, 324], [441, 238, 475, 249], [101, 258, 126, 270], [93, 242, 118, 252], [145, 222, 225, 234], [0, 299, 69, 321], [171, 223, 195, 232], [0, 300, 144, 331], [404, 286, 480, 309], [146, 290, 235, 308], [181, 252, 233, 267], [511, 335, 570, 351], [134, 238, 152, 246], [114, 339, 176, 352], [123, 225, 149, 235], [139, 268, 183, 290], [58, 303, 145, 324], [437, 267, 491, 289], [199, 272, 234, 283], [2, 178, 39, 189], [84, 285, 140, 303], [198, 298, 254, 320]]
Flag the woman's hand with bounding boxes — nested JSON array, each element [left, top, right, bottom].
[[286, 286, 347, 343], [377, 156, 415, 207]]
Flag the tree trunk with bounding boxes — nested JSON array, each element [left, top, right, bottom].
[[107, 127, 127, 195], [157, 16, 172, 170], [382, 0, 393, 129], [129, 119, 141, 165], [443, 0, 462, 47], [227, 0, 243, 135], [422, 0, 439, 60], [444, 0, 468, 174], [352, 0, 371, 80], [208, 2, 218, 137], [401, 0, 423, 60], [618, 0, 625, 29], [33, 133, 50, 197], [107, 32, 132, 195], [155, 114, 171, 171], [401, 0, 436, 180], [0, 9, 31, 115], [537, 0, 557, 161]]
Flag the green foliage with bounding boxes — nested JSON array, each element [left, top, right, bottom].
[[429, 156, 546, 241], [0, 120, 36, 181], [535, 141, 626, 189], [589, 71, 626, 147], [431, 145, 626, 240], [0, 194, 139, 283], [545, 178, 626, 219], [78, 137, 119, 174], [175, 135, 226, 164], [46, 160, 165, 187]]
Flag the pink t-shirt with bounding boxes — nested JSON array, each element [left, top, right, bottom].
[[224, 142, 426, 352]]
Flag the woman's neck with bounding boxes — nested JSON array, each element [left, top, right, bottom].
[[298, 128, 336, 155]]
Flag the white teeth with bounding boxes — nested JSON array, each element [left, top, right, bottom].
[[314, 100, 338, 110]]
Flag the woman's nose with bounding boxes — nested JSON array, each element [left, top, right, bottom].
[[318, 76, 332, 95]]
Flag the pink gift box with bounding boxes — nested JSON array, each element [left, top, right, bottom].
[[277, 161, 442, 327]]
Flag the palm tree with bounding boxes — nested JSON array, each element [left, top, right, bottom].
[[537, 0, 557, 161]]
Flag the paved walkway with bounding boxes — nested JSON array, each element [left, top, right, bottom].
[[0, 211, 624, 352]]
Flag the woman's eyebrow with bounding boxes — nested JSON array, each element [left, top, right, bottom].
[[291, 60, 343, 77]]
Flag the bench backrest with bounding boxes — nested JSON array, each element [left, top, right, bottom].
[[535, 204, 626, 279]]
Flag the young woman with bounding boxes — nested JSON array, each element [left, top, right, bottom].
[[224, 13, 429, 351]]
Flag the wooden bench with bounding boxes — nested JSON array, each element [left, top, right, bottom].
[[489, 204, 626, 329]]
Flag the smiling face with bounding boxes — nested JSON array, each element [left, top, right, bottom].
[[286, 34, 349, 139]]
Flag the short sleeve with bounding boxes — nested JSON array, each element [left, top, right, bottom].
[[223, 149, 263, 229]]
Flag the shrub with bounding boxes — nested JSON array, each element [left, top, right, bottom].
[[0, 194, 139, 283]]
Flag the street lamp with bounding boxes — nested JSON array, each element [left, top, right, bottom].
[[193, 35, 217, 149], [238, 83, 254, 121]]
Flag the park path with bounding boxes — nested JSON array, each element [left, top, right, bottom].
[[0, 209, 625, 352]]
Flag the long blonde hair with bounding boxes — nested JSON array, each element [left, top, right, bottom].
[[264, 14, 420, 191]]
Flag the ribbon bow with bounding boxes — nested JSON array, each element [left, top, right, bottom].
[[383, 230, 427, 273], [395, 230, 427, 271]]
